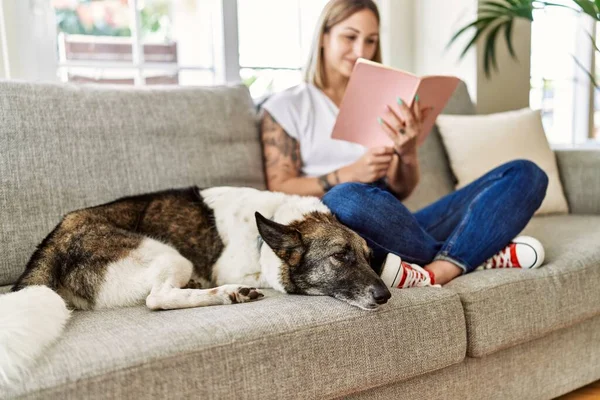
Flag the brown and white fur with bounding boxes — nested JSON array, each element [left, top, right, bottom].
[[0, 186, 390, 383]]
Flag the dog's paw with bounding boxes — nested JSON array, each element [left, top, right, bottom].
[[219, 285, 264, 304], [183, 279, 204, 290]]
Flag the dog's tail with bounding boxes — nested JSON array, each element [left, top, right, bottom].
[[0, 286, 70, 384]]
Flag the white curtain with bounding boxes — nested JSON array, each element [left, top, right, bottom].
[[1, 0, 57, 81]]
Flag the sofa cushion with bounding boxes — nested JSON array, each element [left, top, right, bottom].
[[445, 215, 600, 357], [2, 288, 466, 399], [0, 82, 265, 286]]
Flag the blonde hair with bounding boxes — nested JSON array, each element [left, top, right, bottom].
[[304, 0, 382, 90]]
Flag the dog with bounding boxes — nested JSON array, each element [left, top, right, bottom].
[[0, 186, 391, 383]]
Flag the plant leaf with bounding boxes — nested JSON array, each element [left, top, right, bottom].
[[571, 0, 599, 19], [480, 0, 535, 19], [459, 26, 488, 59], [572, 54, 599, 89], [480, 1, 518, 13], [537, 1, 580, 12], [581, 28, 600, 54], [447, 16, 497, 48], [483, 23, 505, 78], [504, 19, 517, 59]]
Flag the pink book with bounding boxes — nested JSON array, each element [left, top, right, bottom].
[[331, 58, 460, 147]]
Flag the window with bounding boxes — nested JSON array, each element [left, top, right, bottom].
[[50, 0, 330, 97], [53, 0, 217, 86], [530, 1, 598, 144], [236, 0, 329, 98]]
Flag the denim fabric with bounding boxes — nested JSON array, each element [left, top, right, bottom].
[[322, 160, 549, 274]]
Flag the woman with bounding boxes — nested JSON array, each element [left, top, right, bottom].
[[259, 0, 548, 288]]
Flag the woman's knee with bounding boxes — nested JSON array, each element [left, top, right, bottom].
[[322, 183, 372, 219], [506, 159, 549, 199]]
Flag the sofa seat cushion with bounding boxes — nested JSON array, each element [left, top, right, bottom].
[[446, 215, 600, 357], [3, 288, 466, 399]]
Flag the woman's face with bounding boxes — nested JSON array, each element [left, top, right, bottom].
[[323, 9, 379, 79]]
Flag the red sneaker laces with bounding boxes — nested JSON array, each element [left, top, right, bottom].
[[486, 244, 520, 268], [398, 262, 435, 287]]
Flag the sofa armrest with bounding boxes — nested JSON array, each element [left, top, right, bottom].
[[555, 148, 600, 215]]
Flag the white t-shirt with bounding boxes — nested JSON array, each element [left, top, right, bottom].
[[261, 82, 366, 177]]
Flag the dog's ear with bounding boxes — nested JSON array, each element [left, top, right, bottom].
[[255, 212, 302, 249], [255, 212, 305, 265]]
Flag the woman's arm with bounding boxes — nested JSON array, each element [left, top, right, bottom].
[[386, 150, 420, 201], [260, 111, 335, 196], [260, 111, 395, 196]]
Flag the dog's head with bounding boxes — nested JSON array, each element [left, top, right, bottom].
[[255, 211, 391, 311]]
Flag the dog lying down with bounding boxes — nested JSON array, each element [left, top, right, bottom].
[[0, 186, 391, 383]]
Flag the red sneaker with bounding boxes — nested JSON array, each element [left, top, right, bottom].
[[479, 236, 545, 270], [380, 253, 440, 288]]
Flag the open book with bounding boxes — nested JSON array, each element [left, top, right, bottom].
[[331, 58, 460, 148]]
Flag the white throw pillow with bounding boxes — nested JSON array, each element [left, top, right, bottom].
[[435, 108, 569, 215]]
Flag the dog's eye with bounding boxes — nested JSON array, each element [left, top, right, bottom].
[[331, 252, 346, 262]]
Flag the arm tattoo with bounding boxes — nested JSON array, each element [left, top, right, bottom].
[[260, 111, 302, 186]]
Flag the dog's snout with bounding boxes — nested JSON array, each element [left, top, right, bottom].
[[371, 286, 391, 305]]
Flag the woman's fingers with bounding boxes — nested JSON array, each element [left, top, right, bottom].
[[376, 164, 391, 173], [367, 150, 394, 164], [384, 105, 405, 131], [375, 165, 390, 179], [372, 146, 395, 157], [372, 164, 391, 178], [369, 155, 394, 166], [379, 114, 410, 145], [413, 96, 422, 123], [394, 98, 416, 128], [378, 116, 400, 142], [363, 147, 394, 180]]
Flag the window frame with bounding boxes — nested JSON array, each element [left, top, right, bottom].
[[573, 15, 595, 143]]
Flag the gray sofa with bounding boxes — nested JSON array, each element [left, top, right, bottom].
[[0, 80, 599, 399]]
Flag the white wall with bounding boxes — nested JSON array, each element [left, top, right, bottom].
[[379, 0, 415, 72], [475, 18, 531, 114], [413, 0, 478, 104]]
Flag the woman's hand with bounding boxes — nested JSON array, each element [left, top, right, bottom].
[[339, 147, 395, 183], [378, 97, 432, 158]]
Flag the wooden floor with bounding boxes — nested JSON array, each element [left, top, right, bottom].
[[556, 380, 600, 399]]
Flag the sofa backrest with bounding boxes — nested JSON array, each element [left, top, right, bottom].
[[403, 81, 475, 212], [0, 82, 265, 286]]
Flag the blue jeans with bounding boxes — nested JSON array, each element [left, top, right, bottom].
[[322, 160, 549, 274]]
